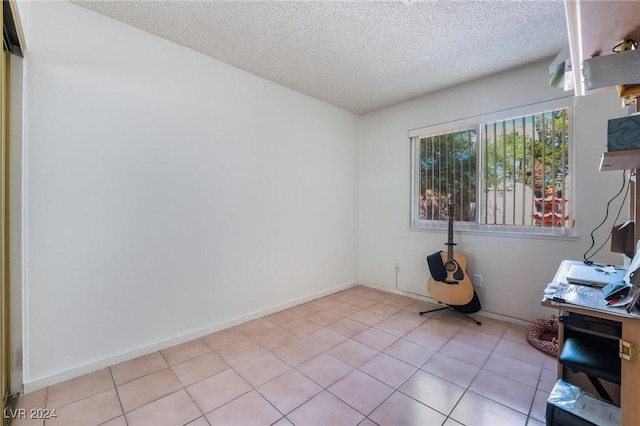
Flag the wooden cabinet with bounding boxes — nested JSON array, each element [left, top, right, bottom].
[[542, 261, 640, 426]]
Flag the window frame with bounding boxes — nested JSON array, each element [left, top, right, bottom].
[[409, 97, 576, 237]]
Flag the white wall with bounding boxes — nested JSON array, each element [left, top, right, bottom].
[[359, 59, 626, 323], [22, 1, 359, 390]]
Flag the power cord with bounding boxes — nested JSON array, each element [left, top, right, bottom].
[[583, 169, 629, 264]]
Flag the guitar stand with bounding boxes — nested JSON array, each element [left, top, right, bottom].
[[419, 304, 482, 326]]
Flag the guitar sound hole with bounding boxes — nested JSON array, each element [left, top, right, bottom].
[[453, 265, 464, 280], [446, 261, 464, 280]]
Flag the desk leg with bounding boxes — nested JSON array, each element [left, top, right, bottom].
[[557, 321, 564, 381], [621, 321, 640, 426]]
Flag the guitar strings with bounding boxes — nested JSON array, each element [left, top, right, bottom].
[[583, 169, 629, 264]]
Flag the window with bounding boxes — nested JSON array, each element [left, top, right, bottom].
[[417, 127, 478, 222], [411, 101, 572, 235]]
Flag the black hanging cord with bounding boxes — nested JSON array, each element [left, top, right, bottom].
[[583, 169, 629, 264]]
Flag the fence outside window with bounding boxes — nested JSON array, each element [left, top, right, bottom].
[[411, 105, 572, 235]]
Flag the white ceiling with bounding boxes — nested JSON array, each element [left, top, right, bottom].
[[73, 0, 568, 115]]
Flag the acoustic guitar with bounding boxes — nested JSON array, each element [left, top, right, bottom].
[[427, 204, 474, 306]]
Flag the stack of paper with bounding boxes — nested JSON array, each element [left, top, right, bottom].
[[622, 269, 640, 312], [543, 281, 639, 318]]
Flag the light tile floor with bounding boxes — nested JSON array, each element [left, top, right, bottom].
[[14, 286, 557, 426]]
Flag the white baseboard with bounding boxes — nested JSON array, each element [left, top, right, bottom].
[[23, 280, 358, 393], [358, 281, 530, 327]]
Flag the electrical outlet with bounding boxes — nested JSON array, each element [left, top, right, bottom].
[[394, 262, 400, 272], [473, 274, 483, 288]]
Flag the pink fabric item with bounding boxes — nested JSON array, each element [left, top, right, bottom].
[[526, 319, 559, 357]]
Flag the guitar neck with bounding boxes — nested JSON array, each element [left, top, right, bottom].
[[445, 209, 455, 263]]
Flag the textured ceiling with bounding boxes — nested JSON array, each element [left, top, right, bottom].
[[73, 0, 568, 114]]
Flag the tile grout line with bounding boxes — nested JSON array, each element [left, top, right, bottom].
[[30, 288, 547, 426], [103, 366, 127, 426]]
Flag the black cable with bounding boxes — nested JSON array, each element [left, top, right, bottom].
[[583, 170, 628, 263], [585, 182, 629, 261], [583, 169, 629, 264]]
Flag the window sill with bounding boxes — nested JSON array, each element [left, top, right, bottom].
[[408, 223, 579, 241]]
